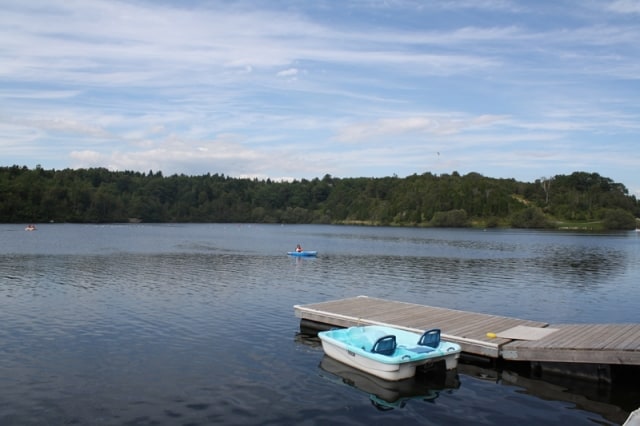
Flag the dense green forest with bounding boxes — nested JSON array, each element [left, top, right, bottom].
[[1, 165, 638, 230]]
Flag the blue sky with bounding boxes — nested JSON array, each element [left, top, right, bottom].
[[2, 1, 639, 196]]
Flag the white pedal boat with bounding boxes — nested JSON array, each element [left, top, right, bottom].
[[318, 325, 461, 381]]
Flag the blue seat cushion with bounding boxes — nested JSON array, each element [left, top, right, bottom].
[[371, 335, 397, 356], [418, 329, 441, 348]]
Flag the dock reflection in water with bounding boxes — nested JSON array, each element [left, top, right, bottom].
[[318, 355, 460, 410]]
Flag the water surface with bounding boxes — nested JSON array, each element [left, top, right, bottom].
[[1, 224, 639, 425]]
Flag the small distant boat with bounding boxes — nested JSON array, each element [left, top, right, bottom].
[[318, 325, 461, 381], [25, 224, 37, 231], [287, 250, 318, 257]]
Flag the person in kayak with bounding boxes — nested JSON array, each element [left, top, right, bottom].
[[295, 244, 303, 252]]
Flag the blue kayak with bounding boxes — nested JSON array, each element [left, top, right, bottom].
[[287, 250, 318, 257]]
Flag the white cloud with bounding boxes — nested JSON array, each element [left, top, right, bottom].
[[608, 0, 640, 13], [12, 116, 110, 138], [335, 114, 509, 142], [277, 68, 299, 77], [0, 0, 638, 195]]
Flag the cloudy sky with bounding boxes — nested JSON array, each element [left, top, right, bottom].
[[2, 1, 639, 195]]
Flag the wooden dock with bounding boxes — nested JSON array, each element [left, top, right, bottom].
[[294, 296, 640, 366]]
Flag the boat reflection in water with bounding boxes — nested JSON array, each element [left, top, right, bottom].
[[318, 355, 460, 410]]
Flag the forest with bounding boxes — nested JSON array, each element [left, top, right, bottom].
[[1, 165, 639, 230]]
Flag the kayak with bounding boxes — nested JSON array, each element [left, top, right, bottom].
[[287, 250, 318, 257]]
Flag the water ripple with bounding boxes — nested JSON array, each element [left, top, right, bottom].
[[0, 224, 636, 425]]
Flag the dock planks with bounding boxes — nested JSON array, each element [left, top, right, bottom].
[[502, 324, 640, 364], [294, 296, 640, 365]]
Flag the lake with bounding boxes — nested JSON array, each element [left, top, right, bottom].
[[1, 224, 639, 425]]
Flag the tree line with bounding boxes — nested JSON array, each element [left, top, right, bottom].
[[1, 165, 638, 229]]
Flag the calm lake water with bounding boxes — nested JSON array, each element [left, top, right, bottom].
[[1, 224, 639, 425]]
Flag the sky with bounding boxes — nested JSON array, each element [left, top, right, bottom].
[[1, 1, 639, 196]]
